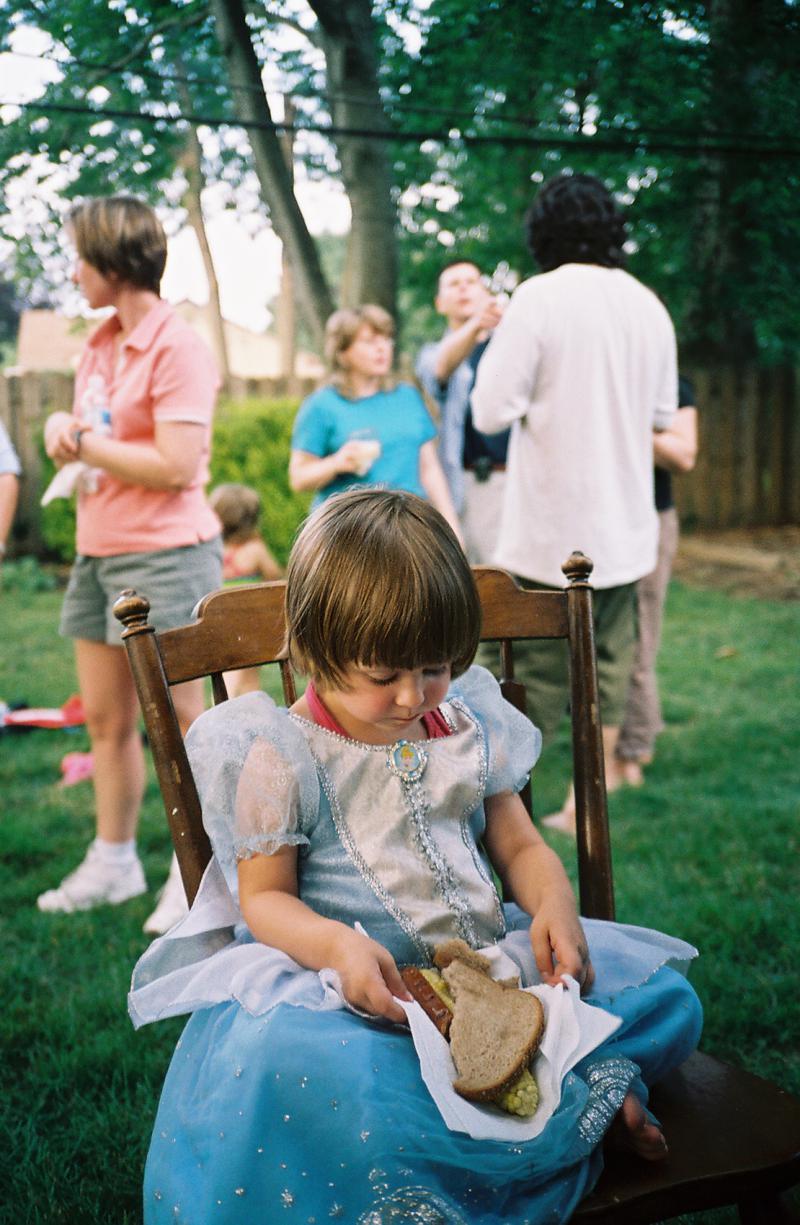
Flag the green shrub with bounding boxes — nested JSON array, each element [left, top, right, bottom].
[[210, 397, 311, 566], [1, 556, 58, 593], [39, 397, 312, 567], [39, 444, 77, 563]]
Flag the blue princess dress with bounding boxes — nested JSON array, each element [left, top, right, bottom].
[[131, 667, 702, 1225]]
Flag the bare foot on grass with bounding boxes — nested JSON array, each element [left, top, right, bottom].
[[607, 1090, 669, 1162], [541, 788, 577, 836], [619, 760, 645, 787]]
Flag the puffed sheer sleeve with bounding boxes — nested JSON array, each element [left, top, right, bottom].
[[451, 665, 542, 796], [186, 692, 319, 895]]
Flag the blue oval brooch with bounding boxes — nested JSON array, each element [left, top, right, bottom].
[[386, 739, 428, 783]]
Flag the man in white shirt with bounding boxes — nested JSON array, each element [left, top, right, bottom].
[[472, 172, 679, 830]]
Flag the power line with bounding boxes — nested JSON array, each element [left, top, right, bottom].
[[4, 46, 795, 148], [4, 96, 799, 159]]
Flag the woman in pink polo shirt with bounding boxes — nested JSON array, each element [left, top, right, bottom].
[[41, 196, 222, 934]]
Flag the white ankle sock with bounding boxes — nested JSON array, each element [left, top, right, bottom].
[[93, 837, 138, 865]]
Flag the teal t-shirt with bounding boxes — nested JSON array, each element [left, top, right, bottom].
[[291, 383, 437, 506]]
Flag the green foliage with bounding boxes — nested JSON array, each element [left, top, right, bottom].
[[390, 0, 800, 364], [39, 464, 77, 564], [0, 556, 57, 593], [209, 397, 311, 566], [38, 397, 310, 565], [2, 3, 799, 361], [1, 578, 799, 1223]]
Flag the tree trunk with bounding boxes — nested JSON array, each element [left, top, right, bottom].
[[179, 126, 233, 389], [310, 0, 397, 316], [278, 97, 299, 394], [209, 0, 334, 349]]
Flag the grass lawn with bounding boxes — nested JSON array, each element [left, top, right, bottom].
[[1, 572, 798, 1223]]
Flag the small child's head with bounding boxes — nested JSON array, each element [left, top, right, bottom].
[[287, 489, 480, 690], [210, 483, 262, 543]]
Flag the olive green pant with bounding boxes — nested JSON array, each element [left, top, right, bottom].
[[479, 580, 637, 747]]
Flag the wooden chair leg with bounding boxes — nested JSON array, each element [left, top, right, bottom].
[[738, 1193, 798, 1224]]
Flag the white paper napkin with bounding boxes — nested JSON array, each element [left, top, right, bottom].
[[41, 461, 87, 505], [397, 975, 621, 1141]]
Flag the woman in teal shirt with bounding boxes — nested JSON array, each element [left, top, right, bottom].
[[290, 305, 460, 536]]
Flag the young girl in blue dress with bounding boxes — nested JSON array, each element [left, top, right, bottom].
[[132, 488, 702, 1224]]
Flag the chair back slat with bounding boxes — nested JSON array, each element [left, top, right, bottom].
[[279, 659, 298, 706], [210, 673, 229, 705], [157, 582, 289, 685], [474, 567, 568, 639]]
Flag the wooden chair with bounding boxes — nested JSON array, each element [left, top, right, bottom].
[[114, 555, 800, 1225]]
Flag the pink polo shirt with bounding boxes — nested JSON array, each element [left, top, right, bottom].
[[73, 300, 222, 556]]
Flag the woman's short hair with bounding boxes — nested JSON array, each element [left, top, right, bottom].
[[68, 196, 168, 293], [525, 173, 627, 272], [324, 304, 395, 396], [286, 488, 480, 688], [209, 483, 262, 542]]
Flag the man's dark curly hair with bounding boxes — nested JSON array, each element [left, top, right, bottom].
[[525, 173, 627, 272]]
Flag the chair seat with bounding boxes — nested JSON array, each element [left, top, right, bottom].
[[574, 1051, 800, 1223]]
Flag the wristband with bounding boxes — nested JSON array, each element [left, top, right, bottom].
[[72, 426, 90, 454]]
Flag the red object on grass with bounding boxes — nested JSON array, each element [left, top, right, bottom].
[[3, 693, 86, 729]]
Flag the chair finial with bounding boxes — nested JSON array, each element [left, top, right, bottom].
[[562, 551, 594, 586], [113, 589, 153, 636]]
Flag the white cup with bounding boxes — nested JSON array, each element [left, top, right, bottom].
[[350, 432, 382, 476]]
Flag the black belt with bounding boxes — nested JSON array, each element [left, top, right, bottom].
[[464, 457, 506, 482]]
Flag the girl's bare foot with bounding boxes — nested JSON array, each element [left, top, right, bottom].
[[607, 1090, 669, 1162]]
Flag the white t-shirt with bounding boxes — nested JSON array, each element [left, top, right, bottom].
[[471, 263, 677, 588]]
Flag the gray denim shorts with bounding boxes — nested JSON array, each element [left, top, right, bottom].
[[60, 536, 223, 645]]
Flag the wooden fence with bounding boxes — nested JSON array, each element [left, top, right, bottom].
[[676, 366, 800, 529], [0, 372, 317, 559], [1, 366, 798, 559]]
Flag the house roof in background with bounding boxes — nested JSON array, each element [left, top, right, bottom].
[[13, 303, 324, 380]]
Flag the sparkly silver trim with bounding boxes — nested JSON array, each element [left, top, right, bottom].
[[449, 697, 506, 939], [357, 1186, 471, 1224], [577, 1056, 638, 1146], [290, 713, 443, 750], [312, 749, 430, 961], [402, 775, 479, 948]]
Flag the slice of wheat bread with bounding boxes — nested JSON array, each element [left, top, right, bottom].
[[432, 938, 493, 976], [442, 959, 545, 1102]]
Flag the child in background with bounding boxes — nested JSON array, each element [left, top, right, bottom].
[[132, 488, 701, 1225], [210, 482, 283, 696]]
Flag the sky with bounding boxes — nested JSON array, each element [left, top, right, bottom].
[[0, 24, 351, 332]]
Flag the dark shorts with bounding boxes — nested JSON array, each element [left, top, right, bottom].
[[60, 536, 223, 646]]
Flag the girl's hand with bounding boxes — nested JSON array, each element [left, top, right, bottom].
[[330, 927, 412, 1023], [530, 895, 595, 994], [44, 412, 82, 465]]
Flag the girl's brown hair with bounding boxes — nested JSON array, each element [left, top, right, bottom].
[[324, 304, 395, 397], [286, 488, 480, 689], [209, 483, 262, 543], [68, 196, 167, 293]]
